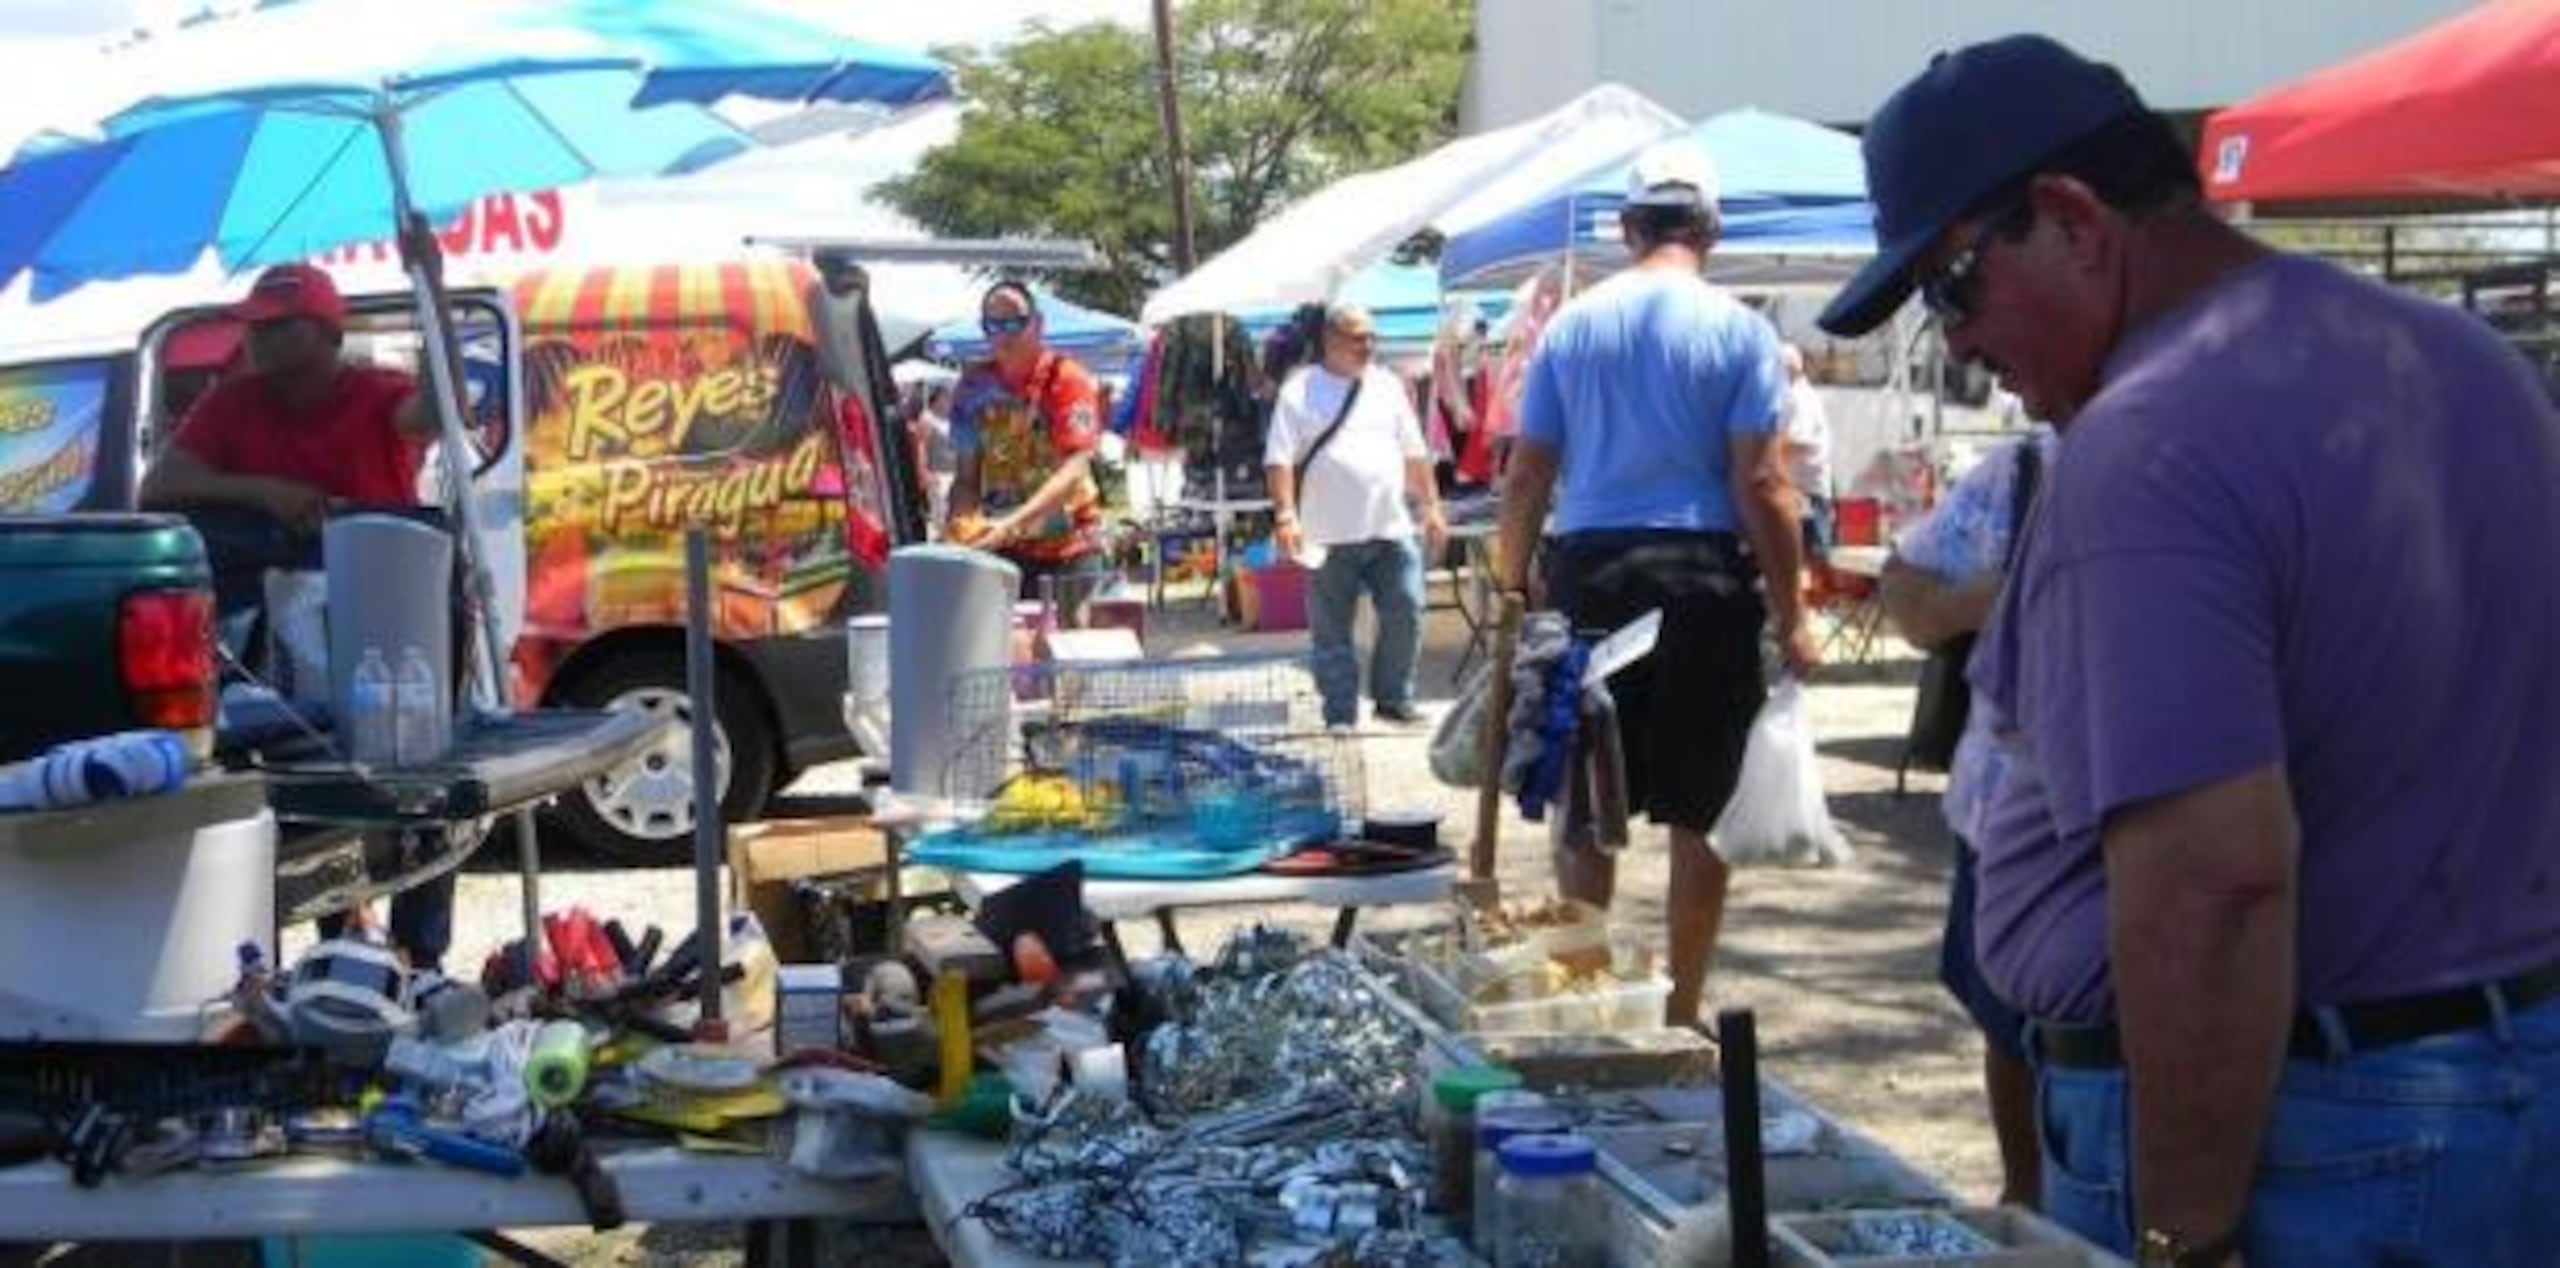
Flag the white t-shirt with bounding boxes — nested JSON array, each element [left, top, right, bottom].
[[1263, 363, 1426, 547], [1780, 378, 1833, 500]]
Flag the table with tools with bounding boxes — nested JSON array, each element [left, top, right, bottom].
[[0, 1146, 911, 1258]]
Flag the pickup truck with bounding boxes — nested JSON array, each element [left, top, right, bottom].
[[0, 355, 666, 924], [0, 514, 218, 766]]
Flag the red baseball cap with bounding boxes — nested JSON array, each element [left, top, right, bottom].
[[230, 263, 347, 330]]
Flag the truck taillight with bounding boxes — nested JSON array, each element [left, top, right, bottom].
[[118, 588, 216, 733]]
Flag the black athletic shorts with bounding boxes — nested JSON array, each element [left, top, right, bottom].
[[1544, 529, 1767, 833]]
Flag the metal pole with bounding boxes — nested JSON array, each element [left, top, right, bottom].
[[1718, 1007, 1770, 1268], [514, 805, 542, 970], [684, 529, 724, 1031], [1471, 592, 1524, 881], [1151, 0, 1200, 274], [373, 108, 509, 716]]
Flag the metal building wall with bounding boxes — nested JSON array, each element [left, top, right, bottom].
[[1463, 0, 2482, 131]]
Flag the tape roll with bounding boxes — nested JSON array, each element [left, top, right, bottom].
[[524, 1019, 591, 1108]]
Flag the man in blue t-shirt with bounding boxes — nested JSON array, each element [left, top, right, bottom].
[[1824, 36, 2560, 1268], [1494, 141, 1820, 1030]]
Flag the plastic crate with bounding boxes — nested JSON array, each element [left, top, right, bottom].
[[1403, 947, 1670, 1035], [1773, 1206, 2130, 1267]]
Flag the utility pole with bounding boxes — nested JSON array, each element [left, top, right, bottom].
[[1151, 0, 1200, 274]]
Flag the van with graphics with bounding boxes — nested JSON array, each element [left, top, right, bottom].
[[0, 200, 927, 859], [504, 257, 916, 853]]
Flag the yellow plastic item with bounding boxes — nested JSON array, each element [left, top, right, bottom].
[[932, 968, 974, 1109], [984, 772, 1110, 831]]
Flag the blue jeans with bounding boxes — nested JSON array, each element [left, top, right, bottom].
[[2036, 992, 2560, 1266], [315, 856, 456, 973], [1308, 537, 1423, 727]]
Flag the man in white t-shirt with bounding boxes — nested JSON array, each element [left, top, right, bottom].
[[1265, 304, 1449, 728], [1778, 343, 1835, 557]]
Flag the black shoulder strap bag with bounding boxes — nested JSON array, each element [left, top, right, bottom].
[[1902, 440, 2042, 775], [1290, 372, 1365, 498]]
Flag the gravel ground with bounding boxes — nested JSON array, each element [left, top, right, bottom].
[[109, 588, 1981, 1267]]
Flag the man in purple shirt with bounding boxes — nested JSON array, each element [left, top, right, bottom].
[[1823, 35, 2560, 1268]]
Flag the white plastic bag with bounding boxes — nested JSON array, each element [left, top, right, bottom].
[[1710, 679, 1852, 868]]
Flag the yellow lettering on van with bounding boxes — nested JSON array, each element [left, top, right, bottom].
[[622, 379, 675, 456], [0, 397, 58, 435], [562, 364, 631, 461], [601, 459, 654, 531]]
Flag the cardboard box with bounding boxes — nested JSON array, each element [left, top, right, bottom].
[[726, 818, 890, 962]]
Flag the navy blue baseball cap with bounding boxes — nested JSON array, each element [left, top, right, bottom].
[[1818, 35, 2147, 337]]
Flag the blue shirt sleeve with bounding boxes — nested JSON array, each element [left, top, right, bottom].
[[1723, 318, 1784, 438], [1519, 337, 1564, 450]]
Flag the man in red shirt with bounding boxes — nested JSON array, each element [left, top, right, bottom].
[[142, 263, 455, 971], [141, 263, 436, 527]]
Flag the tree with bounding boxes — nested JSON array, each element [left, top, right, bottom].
[[880, 0, 1470, 316]]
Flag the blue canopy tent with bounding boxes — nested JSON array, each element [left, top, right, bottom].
[[1438, 107, 1875, 293], [928, 288, 1140, 365]]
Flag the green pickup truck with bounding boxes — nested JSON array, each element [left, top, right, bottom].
[[0, 352, 222, 766], [0, 349, 663, 925], [0, 514, 218, 767]]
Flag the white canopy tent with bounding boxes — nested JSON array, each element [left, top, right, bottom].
[[1140, 83, 1683, 325]]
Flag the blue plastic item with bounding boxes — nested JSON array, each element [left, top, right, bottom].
[[261, 1233, 483, 1268], [906, 824, 1321, 880], [1517, 641, 1590, 820], [1497, 1132, 1599, 1178]]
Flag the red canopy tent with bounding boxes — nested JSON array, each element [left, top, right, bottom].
[[2199, 0, 2560, 203]]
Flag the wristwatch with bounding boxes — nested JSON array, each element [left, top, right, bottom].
[[2138, 1226, 2239, 1267]]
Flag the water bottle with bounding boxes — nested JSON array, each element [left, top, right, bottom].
[[350, 647, 396, 765], [394, 645, 445, 764]]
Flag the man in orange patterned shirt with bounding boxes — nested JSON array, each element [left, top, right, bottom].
[[948, 281, 1112, 623]]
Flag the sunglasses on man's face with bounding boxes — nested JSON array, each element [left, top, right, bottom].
[[1918, 204, 2027, 330], [981, 313, 1035, 336]]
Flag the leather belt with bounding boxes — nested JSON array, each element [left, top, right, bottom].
[[2030, 956, 2560, 1070]]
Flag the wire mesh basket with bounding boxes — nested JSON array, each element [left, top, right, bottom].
[[911, 652, 1363, 876]]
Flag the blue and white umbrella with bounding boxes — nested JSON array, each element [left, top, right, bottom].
[[0, 0, 952, 297], [0, 0, 953, 701]]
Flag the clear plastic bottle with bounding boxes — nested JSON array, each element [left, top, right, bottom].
[[393, 645, 445, 764], [1495, 1133, 1603, 1268], [1473, 1091, 1564, 1254], [349, 647, 396, 764]]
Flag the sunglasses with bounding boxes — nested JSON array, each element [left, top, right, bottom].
[[1329, 328, 1378, 346], [1918, 203, 2028, 329], [981, 313, 1035, 336]]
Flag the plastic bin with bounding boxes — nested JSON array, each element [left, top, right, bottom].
[[1772, 1205, 2130, 1266], [1253, 562, 1310, 632], [1404, 950, 1670, 1035]]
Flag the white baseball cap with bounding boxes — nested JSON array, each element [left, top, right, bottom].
[[1625, 139, 1720, 209]]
